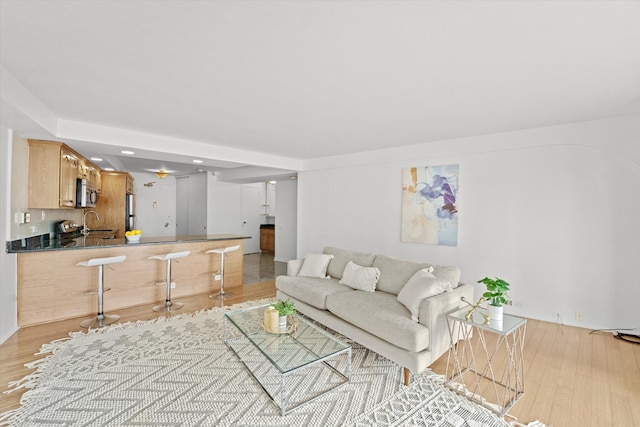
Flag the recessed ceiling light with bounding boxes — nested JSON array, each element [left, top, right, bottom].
[[121, 150, 135, 155], [192, 159, 203, 163], [104, 167, 115, 171], [90, 157, 103, 162]]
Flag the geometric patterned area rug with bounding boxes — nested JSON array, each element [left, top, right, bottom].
[[1, 299, 515, 427]]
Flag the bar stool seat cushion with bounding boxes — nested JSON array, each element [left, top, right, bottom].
[[149, 251, 191, 261], [206, 245, 240, 255], [77, 255, 126, 267]]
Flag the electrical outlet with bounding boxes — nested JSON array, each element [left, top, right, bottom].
[[214, 274, 222, 281], [171, 281, 176, 289], [575, 311, 584, 321]]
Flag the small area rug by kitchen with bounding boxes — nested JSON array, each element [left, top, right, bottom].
[[2, 299, 526, 427]]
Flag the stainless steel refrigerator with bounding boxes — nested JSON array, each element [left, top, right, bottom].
[[126, 193, 136, 232]]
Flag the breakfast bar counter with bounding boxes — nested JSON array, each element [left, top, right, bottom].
[[12, 234, 249, 327]]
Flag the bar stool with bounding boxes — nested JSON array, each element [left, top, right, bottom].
[[149, 250, 191, 312], [77, 255, 126, 328], [206, 245, 240, 299]]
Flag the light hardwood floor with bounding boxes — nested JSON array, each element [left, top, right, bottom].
[[1, 281, 639, 426]]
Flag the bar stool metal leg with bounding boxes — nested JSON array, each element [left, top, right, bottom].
[[149, 251, 190, 312], [206, 245, 240, 300], [78, 255, 125, 328], [153, 257, 184, 312]]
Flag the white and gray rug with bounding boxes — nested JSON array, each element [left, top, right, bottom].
[[2, 299, 517, 427]]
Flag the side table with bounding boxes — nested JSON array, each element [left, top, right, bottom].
[[445, 307, 527, 415]]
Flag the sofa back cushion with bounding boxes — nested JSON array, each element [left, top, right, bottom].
[[323, 247, 376, 280], [373, 255, 431, 295], [432, 265, 462, 289]]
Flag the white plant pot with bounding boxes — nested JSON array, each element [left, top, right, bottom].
[[487, 304, 504, 321], [279, 315, 287, 330]]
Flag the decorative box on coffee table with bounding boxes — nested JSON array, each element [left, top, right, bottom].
[[224, 304, 352, 415]]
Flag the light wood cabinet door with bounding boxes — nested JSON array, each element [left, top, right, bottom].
[[28, 140, 78, 209], [260, 228, 275, 253], [59, 147, 78, 208], [126, 174, 134, 194], [79, 159, 101, 191]]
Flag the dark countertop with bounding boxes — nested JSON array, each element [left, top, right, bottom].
[[7, 233, 250, 253], [260, 224, 275, 229]]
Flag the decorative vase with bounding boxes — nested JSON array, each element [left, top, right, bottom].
[[279, 315, 287, 331], [487, 304, 504, 322]]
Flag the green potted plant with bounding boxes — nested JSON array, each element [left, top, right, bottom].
[[273, 299, 296, 329], [477, 277, 511, 321]]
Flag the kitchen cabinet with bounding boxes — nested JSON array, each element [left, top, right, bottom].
[[78, 159, 102, 193], [28, 140, 80, 209], [28, 140, 102, 209], [260, 227, 275, 253], [126, 174, 134, 194], [88, 171, 134, 237]]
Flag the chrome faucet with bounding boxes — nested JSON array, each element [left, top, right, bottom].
[[82, 210, 100, 236]]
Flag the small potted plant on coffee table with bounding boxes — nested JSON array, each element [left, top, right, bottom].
[[273, 299, 296, 330], [478, 277, 511, 322]]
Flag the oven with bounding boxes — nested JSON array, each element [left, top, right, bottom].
[[56, 220, 80, 247]]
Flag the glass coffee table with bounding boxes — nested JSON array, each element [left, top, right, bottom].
[[224, 304, 352, 415]]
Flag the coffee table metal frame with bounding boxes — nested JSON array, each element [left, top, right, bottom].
[[445, 307, 527, 416], [224, 304, 352, 416]]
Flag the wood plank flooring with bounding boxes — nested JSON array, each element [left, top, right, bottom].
[[1, 281, 639, 426]]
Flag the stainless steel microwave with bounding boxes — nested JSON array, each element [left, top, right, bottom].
[[76, 178, 98, 208]]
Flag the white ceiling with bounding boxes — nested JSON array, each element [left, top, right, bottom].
[[1, 1, 639, 180]]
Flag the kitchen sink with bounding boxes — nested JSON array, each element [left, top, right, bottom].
[[84, 229, 117, 239]]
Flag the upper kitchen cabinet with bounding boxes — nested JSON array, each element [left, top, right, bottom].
[[78, 158, 102, 193], [27, 140, 103, 209], [126, 173, 134, 194], [28, 140, 80, 209]]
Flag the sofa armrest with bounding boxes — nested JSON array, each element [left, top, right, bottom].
[[287, 259, 303, 276], [418, 283, 474, 362]]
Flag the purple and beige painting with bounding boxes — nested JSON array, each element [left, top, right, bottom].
[[401, 164, 459, 246]]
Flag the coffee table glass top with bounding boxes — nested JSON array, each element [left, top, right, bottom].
[[224, 304, 351, 373]]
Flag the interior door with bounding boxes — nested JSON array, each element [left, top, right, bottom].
[[176, 176, 189, 236], [241, 184, 261, 254]]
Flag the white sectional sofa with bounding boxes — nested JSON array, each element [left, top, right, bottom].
[[275, 246, 473, 385]]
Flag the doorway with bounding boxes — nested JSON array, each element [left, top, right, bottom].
[[241, 184, 261, 254]]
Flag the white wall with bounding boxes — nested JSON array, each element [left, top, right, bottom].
[[0, 126, 18, 343], [274, 178, 297, 262], [298, 115, 640, 330], [207, 175, 243, 235], [129, 172, 176, 237]]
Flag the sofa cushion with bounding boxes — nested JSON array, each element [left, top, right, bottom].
[[339, 261, 380, 292], [397, 269, 453, 322], [373, 255, 431, 295], [325, 290, 430, 352], [298, 253, 334, 278], [323, 247, 376, 280], [275, 275, 352, 310]]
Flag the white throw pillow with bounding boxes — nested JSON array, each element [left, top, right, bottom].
[[339, 261, 380, 292], [397, 268, 453, 322], [297, 253, 334, 278]]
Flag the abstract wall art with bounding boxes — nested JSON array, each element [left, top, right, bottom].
[[401, 164, 459, 246]]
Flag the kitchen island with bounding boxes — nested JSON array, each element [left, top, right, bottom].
[[10, 234, 249, 326]]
